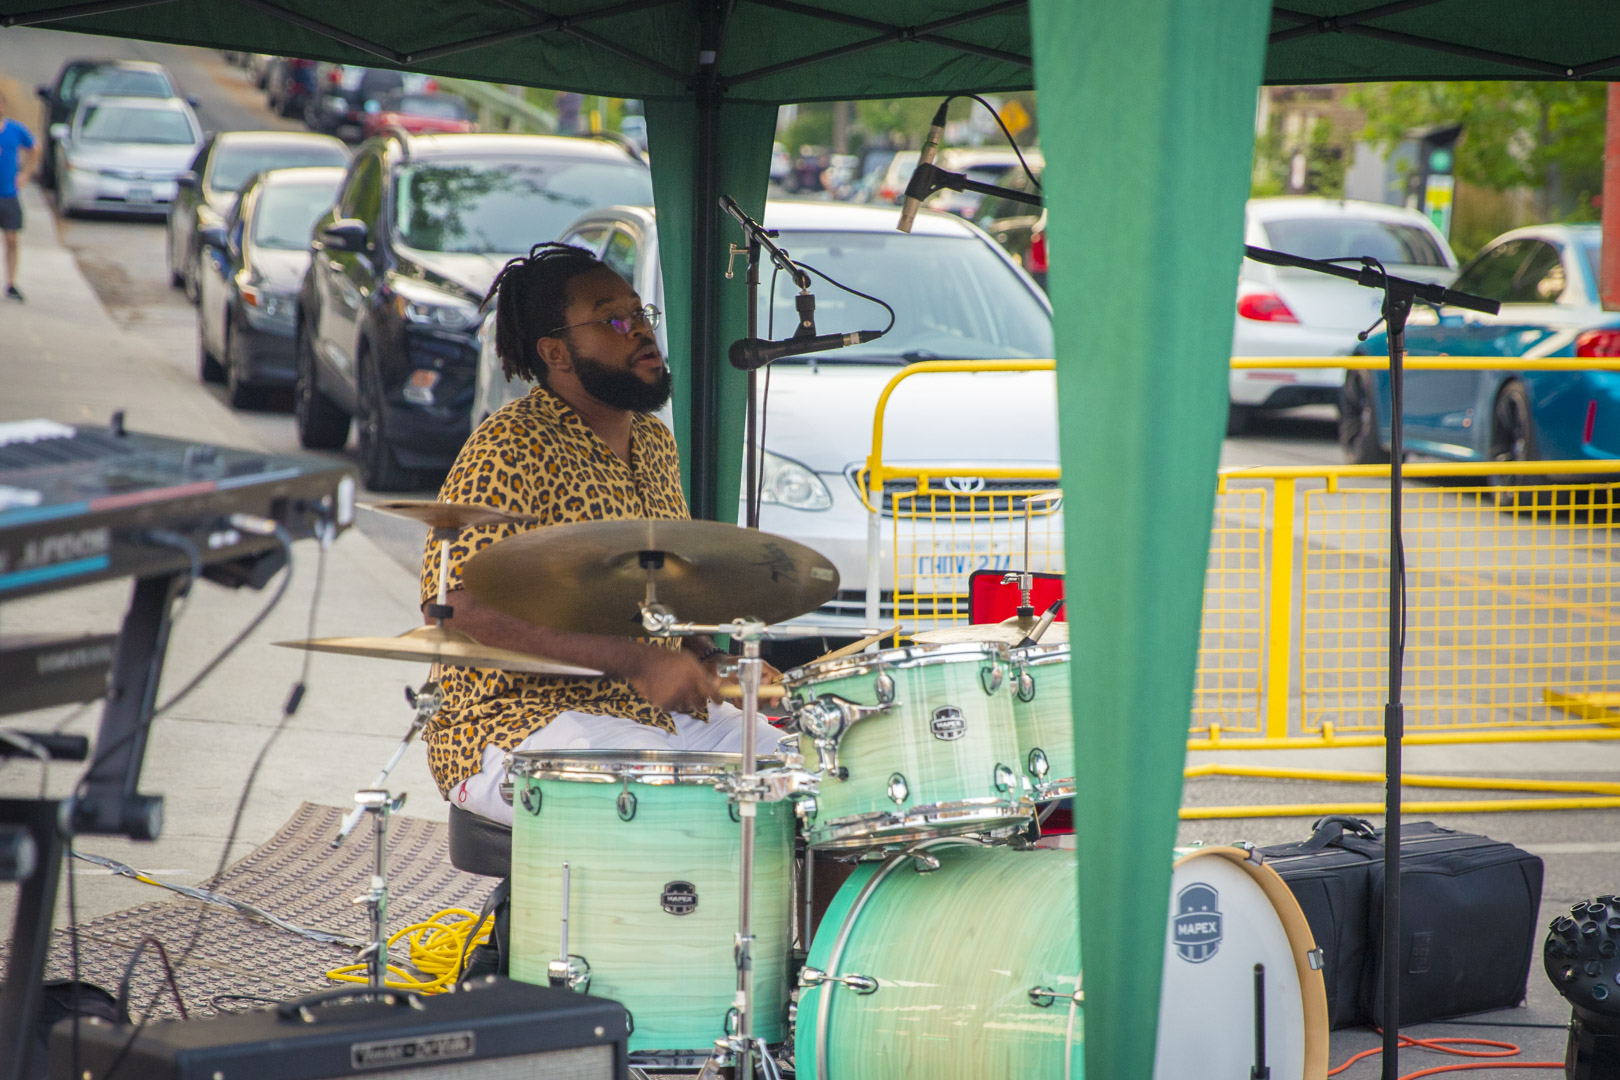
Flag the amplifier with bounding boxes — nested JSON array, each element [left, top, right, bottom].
[[49, 978, 628, 1080]]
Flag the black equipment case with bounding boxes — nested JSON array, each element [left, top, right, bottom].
[[1260, 816, 1544, 1029], [49, 978, 628, 1080]]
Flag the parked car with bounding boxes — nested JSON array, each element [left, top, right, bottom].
[[51, 94, 202, 218], [168, 130, 349, 302], [264, 57, 318, 119], [476, 201, 1058, 630], [974, 168, 1044, 288], [34, 59, 177, 188], [1342, 223, 1620, 476], [197, 166, 346, 408], [296, 131, 654, 490], [1231, 197, 1459, 433], [359, 92, 475, 138], [928, 150, 1043, 218], [306, 65, 407, 140]]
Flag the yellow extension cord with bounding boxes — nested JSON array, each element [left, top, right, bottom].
[[325, 907, 494, 994]]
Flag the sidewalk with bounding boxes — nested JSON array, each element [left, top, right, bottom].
[[0, 184, 444, 926]]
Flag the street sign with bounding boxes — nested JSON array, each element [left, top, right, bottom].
[[1000, 98, 1031, 138]]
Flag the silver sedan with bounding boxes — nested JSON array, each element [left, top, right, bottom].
[[52, 94, 202, 218]]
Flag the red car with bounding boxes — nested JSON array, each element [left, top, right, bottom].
[[360, 91, 476, 138]]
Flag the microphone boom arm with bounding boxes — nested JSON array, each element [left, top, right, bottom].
[[720, 195, 810, 290]]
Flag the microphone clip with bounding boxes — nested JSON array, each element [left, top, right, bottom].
[[793, 290, 817, 339]]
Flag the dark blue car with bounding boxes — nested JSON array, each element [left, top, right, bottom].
[[1341, 223, 1620, 473]]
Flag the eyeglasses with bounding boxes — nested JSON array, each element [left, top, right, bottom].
[[549, 304, 661, 338]]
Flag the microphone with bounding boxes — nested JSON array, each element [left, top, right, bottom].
[[897, 100, 949, 234], [729, 330, 884, 370]]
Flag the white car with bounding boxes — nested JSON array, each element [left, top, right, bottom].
[[1230, 197, 1459, 432], [474, 201, 1058, 631], [52, 94, 203, 218]]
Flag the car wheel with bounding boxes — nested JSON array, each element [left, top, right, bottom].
[[356, 351, 419, 492], [1225, 403, 1255, 437], [198, 322, 225, 383], [294, 323, 352, 449], [1339, 371, 1390, 465], [224, 314, 267, 410], [1489, 381, 1542, 510], [165, 229, 184, 289], [182, 243, 201, 305]]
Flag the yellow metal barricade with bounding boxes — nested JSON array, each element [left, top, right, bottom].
[[863, 358, 1620, 750]]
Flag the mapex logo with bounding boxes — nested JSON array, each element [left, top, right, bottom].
[[941, 476, 986, 494], [1172, 882, 1223, 963], [930, 705, 967, 741], [662, 880, 698, 915]]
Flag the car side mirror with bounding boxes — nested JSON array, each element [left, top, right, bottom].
[[35, 85, 49, 101], [49, 124, 68, 142], [318, 218, 369, 252], [176, 171, 199, 190], [185, 94, 201, 108], [198, 224, 228, 251]]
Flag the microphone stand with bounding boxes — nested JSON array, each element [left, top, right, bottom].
[[897, 164, 1501, 1080], [720, 195, 810, 530]]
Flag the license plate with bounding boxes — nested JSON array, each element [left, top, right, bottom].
[[127, 185, 153, 204]]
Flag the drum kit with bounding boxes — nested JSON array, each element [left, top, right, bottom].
[[275, 500, 1329, 1080]]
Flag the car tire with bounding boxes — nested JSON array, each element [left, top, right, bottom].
[[1339, 371, 1390, 465], [165, 229, 184, 289], [356, 350, 418, 492], [1225, 403, 1255, 437], [198, 324, 225, 384], [294, 323, 351, 450], [1489, 381, 1542, 511], [182, 243, 201, 305], [224, 314, 267, 410]]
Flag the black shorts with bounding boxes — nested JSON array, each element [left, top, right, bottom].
[[0, 196, 20, 232]]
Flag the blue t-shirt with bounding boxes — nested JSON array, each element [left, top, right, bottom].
[[0, 119, 37, 198]]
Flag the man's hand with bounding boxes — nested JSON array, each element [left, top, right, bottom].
[[630, 646, 719, 716]]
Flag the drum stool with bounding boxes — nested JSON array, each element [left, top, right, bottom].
[[448, 805, 512, 877]]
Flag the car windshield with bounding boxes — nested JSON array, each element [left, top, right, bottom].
[[79, 104, 194, 145], [210, 143, 348, 192], [76, 68, 172, 99], [394, 158, 653, 254], [253, 180, 342, 250], [761, 229, 1052, 362], [1262, 216, 1450, 268], [389, 95, 468, 119]]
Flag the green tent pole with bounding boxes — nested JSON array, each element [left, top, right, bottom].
[[1025, 1, 1270, 1076]]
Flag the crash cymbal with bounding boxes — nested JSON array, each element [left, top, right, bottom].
[[274, 625, 601, 676], [363, 500, 539, 531], [461, 519, 840, 636], [911, 619, 1068, 646]]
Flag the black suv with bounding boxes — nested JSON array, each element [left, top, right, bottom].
[[295, 131, 653, 490]]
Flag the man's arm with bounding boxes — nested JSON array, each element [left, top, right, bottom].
[[15, 146, 34, 187], [433, 588, 717, 714]]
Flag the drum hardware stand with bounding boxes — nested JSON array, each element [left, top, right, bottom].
[[1250, 962, 1270, 1080], [352, 788, 405, 989], [1003, 490, 1063, 630], [548, 861, 592, 992], [333, 680, 441, 848]]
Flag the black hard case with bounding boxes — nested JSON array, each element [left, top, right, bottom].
[[1261, 816, 1544, 1029]]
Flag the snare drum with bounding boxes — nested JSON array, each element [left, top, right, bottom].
[[1007, 643, 1075, 801], [795, 844, 1327, 1080], [507, 750, 794, 1060], [782, 642, 1030, 850]]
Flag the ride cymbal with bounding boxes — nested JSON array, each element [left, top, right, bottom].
[[274, 624, 600, 676], [363, 500, 539, 531], [461, 518, 840, 636], [911, 620, 1068, 646]]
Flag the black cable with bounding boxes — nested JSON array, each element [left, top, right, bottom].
[[116, 936, 188, 1021], [938, 93, 1043, 193], [792, 259, 897, 339], [95, 523, 328, 1079]]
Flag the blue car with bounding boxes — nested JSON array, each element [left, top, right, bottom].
[[1341, 223, 1620, 473]]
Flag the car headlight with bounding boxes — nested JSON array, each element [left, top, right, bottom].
[[390, 282, 479, 330], [240, 283, 295, 320], [760, 451, 832, 511]]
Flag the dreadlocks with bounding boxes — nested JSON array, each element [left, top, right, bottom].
[[482, 241, 605, 385]]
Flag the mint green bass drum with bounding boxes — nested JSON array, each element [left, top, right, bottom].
[[782, 642, 1031, 850], [508, 750, 794, 1063], [1007, 643, 1075, 800]]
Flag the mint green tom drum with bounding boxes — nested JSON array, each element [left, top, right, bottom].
[[782, 642, 1031, 850], [508, 750, 794, 1063], [1008, 643, 1075, 800]]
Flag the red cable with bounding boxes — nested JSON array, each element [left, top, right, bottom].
[[1326, 1031, 1563, 1079]]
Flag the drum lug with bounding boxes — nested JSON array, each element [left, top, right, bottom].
[[795, 795, 819, 821], [548, 954, 591, 994], [886, 772, 910, 806], [499, 781, 514, 807], [994, 763, 1016, 793], [617, 787, 638, 822], [1308, 948, 1325, 971], [874, 672, 895, 704], [1027, 748, 1050, 780], [905, 851, 941, 873], [980, 663, 1004, 695], [1016, 669, 1036, 703], [799, 966, 878, 995], [1028, 985, 1083, 1008], [519, 783, 542, 816]]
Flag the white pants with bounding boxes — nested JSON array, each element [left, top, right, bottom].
[[450, 702, 784, 827]]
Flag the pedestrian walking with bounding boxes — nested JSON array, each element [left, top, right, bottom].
[[0, 90, 38, 302]]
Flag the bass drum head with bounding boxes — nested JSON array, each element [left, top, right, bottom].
[[1154, 847, 1328, 1080]]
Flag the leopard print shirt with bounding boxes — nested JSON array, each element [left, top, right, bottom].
[[419, 386, 688, 796]]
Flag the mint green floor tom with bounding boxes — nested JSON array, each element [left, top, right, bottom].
[[1008, 643, 1075, 800]]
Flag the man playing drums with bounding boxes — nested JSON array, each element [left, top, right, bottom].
[[420, 242, 779, 826]]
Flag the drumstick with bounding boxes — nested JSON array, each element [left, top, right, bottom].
[[813, 626, 900, 665], [717, 683, 789, 701]]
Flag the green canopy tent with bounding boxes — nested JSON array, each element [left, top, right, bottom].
[[4, 1, 1619, 1075]]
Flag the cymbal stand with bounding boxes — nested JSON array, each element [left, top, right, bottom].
[[426, 525, 458, 627], [353, 788, 406, 989], [332, 680, 441, 848], [1000, 490, 1063, 630]]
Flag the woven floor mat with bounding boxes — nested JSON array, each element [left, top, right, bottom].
[[3, 803, 495, 1022]]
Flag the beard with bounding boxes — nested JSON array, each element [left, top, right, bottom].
[[569, 341, 673, 413]]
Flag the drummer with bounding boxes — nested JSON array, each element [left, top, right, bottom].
[[420, 241, 780, 827]]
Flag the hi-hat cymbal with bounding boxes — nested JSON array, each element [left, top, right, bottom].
[[363, 500, 539, 531], [911, 619, 1069, 646], [274, 625, 601, 676], [461, 519, 840, 636]]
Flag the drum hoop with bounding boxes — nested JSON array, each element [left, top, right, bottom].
[[804, 797, 1032, 850], [510, 749, 784, 784], [1007, 644, 1070, 667], [1171, 846, 1330, 1080], [781, 641, 1007, 689]]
